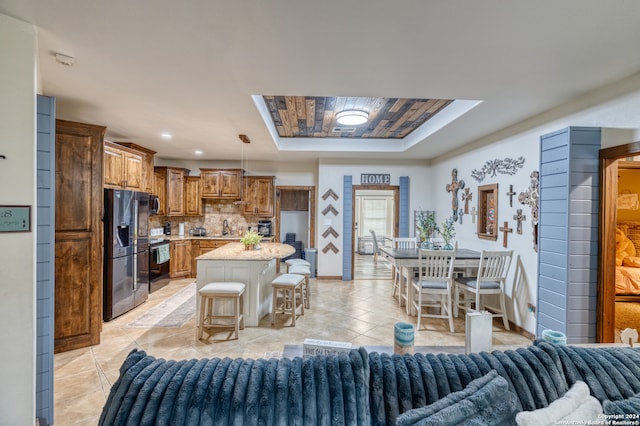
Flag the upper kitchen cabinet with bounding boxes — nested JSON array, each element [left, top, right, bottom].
[[184, 176, 202, 216], [200, 168, 243, 199], [103, 141, 143, 190], [154, 166, 187, 216], [243, 176, 275, 216], [118, 143, 156, 193]]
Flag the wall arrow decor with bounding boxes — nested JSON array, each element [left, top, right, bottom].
[[322, 242, 339, 254], [322, 204, 339, 216], [322, 189, 339, 201], [322, 227, 339, 239]]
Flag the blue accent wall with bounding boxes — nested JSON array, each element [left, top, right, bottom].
[[537, 126, 600, 343], [36, 95, 55, 425], [342, 176, 353, 280], [399, 176, 409, 237]]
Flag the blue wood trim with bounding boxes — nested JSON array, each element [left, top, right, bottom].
[[342, 176, 353, 280], [36, 94, 55, 425], [399, 176, 409, 237]]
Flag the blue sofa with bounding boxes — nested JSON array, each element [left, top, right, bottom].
[[99, 341, 640, 425]]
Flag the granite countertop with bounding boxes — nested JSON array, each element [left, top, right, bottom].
[[196, 242, 295, 261], [167, 235, 275, 242]]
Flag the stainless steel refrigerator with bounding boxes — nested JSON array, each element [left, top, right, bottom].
[[103, 189, 150, 321]]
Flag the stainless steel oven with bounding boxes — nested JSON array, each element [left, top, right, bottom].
[[149, 240, 170, 292]]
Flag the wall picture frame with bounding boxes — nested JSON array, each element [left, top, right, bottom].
[[477, 184, 498, 240]]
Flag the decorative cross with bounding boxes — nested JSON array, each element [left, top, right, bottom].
[[461, 188, 473, 214], [506, 184, 516, 207], [518, 171, 540, 252], [499, 221, 513, 248], [458, 209, 464, 224], [445, 168, 465, 222], [513, 209, 526, 235], [469, 207, 478, 224]]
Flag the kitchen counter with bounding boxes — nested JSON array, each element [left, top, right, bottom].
[[195, 242, 295, 327], [196, 242, 294, 261]]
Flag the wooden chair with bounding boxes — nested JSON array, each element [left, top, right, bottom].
[[369, 230, 380, 265], [454, 250, 513, 330], [392, 237, 418, 304], [271, 273, 305, 326], [411, 249, 456, 332], [197, 282, 245, 341]]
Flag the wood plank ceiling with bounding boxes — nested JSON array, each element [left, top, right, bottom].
[[263, 96, 453, 139]]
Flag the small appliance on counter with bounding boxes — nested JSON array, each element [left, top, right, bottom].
[[178, 223, 185, 236], [258, 220, 273, 237], [192, 226, 207, 236], [164, 222, 171, 235]]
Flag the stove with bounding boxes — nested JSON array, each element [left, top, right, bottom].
[[149, 228, 170, 292]]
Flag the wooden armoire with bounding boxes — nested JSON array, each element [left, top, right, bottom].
[[54, 119, 105, 353]]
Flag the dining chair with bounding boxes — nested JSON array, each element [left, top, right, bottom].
[[369, 230, 380, 265], [391, 237, 418, 302], [411, 249, 456, 332], [453, 250, 513, 330]]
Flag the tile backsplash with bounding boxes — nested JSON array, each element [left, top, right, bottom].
[[150, 200, 271, 236]]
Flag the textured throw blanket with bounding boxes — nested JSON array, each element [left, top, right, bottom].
[[100, 342, 640, 425], [99, 348, 371, 425]]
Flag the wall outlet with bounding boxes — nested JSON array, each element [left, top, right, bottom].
[[527, 303, 536, 314]]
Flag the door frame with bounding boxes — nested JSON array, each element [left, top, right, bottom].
[[351, 184, 400, 277], [598, 141, 640, 342], [274, 186, 316, 249]]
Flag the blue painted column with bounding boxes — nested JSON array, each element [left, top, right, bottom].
[[399, 176, 409, 237], [342, 176, 353, 280]]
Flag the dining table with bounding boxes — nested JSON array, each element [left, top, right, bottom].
[[378, 246, 481, 316]]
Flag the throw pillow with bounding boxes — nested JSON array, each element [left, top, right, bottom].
[[603, 391, 640, 416], [515, 381, 604, 426], [395, 370, 518, 426]]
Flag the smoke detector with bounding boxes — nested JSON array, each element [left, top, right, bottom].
[[55, 53, 75, 66]]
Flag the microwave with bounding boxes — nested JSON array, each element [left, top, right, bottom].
[[149, 195, 160, 215]]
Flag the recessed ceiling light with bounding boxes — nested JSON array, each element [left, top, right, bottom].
[[161, 133, 172, 140], [194, 150, 203, 155], [336, 110, 369, 126]]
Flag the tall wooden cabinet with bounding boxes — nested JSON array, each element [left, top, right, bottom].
[[54, 119, 105, 353], [243, 176, 275, 216]]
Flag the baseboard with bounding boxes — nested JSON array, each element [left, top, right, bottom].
[[508, 320, 535, 340], [316, 276, 343, 280]]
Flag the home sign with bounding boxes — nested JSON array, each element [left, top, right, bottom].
[[361, 174, 391, 185]]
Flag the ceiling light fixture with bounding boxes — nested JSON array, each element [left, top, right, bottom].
[[194, 149, 203, 155], [336, 110, 369, 126], [161, 133, 172, 140]]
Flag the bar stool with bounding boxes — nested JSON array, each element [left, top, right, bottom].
[[285, 258, 310, 272], [288, 264, 311, 308], [198, 282, 245, 341], [271, 273, 305, 326]]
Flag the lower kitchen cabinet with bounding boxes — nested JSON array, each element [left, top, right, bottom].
[[190, 239, 234, 277], [170, 240, 192, 278]]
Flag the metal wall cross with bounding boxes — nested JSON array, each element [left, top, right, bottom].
[[506, 184, 516, 207], [499, 221, 513, 248], [462, 187, 473, 214], [469, 207, 478, 224], [513, 209, 526, 235], [445, 168, 465, 221]]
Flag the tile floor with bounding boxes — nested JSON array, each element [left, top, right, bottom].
[[53, 255, 532, 425]]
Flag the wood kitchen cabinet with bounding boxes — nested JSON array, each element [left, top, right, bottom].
[[103, 141, 143, 190], [170, 240, 192, 278], [119, 143, 156, 193], [190, 239, 233, 277], [55, 119, 105, 353], [184, 176, 202, 216], [154, 166, 187, 216], [243, 176, 275, 216], [200, 168, 243, 199]]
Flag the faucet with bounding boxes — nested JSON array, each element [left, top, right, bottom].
[[222, 219, 230, 235]]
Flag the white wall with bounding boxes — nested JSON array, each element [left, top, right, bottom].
[[317, 159, 431, 277], [0, 14, 37, 425]]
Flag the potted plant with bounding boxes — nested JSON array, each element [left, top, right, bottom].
[[416, 211, 439, 248], [440, 217, 456, 250], [240, 229, 262, 250]]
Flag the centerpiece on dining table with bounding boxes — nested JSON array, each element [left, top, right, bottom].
[[416, 211, 439, 249], [240, 229, 262, 250], [440, 217, 456, 250]]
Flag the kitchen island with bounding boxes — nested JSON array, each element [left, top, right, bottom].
[[196, 242, 295, 327]]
